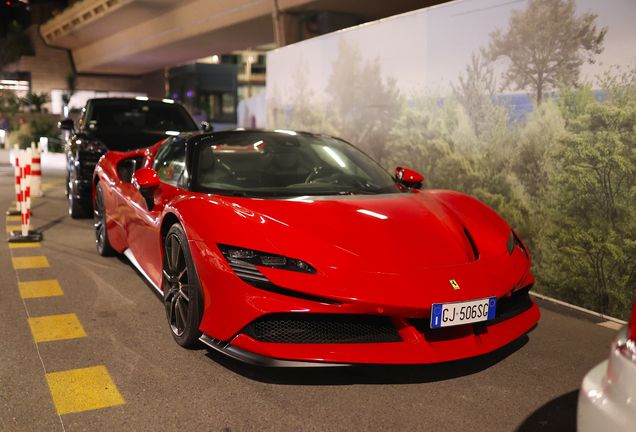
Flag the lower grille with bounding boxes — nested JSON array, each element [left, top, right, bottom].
[[407, 286, 535, 333], [241, 313, 403, 344], [473, 286, 534, 329]]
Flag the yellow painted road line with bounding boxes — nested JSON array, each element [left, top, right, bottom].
[[6, 225, 33, 233], [46, 366, 125, 415], [19, 280, 63, 299], [9, 242, 40, 249], [12, 256, 49, 269], [28, 313, 86, 343], [6, 215, 21, 222], [42, 180, 65, 191]]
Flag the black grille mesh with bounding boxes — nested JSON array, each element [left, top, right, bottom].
[[241, 313, 402, 344], [473, 286, 534, 329]]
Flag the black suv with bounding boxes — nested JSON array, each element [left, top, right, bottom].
[[59, 98, 207, 218]]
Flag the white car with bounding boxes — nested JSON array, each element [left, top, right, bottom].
[[578, 301, 636, 431]]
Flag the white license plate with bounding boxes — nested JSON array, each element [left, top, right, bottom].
[[430, 297, 497, 328]]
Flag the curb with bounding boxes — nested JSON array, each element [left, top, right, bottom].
[[530, 292, 627, 325]]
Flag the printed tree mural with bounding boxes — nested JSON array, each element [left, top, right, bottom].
[[325, 38, 404, 162], [267, 0, 636, 318], [545, 70, 636, 316], [481, 0, 606, 103]]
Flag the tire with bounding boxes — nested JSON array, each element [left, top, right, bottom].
[[94, 183, 116, 257], [163, 224, 203, 347], [68, 176, 88, 218], [65, 169, 70, 198], [69, 190, 88, 218]]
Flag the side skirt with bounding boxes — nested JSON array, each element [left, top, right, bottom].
[[123, 248, 162, 295]]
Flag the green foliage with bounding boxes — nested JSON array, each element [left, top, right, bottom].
[[384, 91, 533, 243], [513, 101, 565, 198], [0, 89, 21, 114], [30, 117, 56, 139], [267, 19, 635, 320], [557, 82, 597, 126], [61, 71, 77, 106], [482, 0, 606, 103], [325, 38, 405, 162], [540, 70, 636, 318], [286, 56, 335, 134], [451, 53, 500, 138], [268, 38, 404, 163], [21, 92, 50, 113], [16, 118, 63, 152], [0, 21, 35, 66]]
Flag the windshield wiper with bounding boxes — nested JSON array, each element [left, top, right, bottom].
[[340, 190, 378, 195]]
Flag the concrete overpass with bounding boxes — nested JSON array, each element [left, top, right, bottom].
[[39, 0, 443, 75]]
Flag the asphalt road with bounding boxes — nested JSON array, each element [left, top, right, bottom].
[[0, 166, 618, 432]]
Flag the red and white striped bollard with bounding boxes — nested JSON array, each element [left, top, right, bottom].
[[31, 142, 42, 197]]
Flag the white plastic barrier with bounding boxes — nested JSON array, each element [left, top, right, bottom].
[[30, 142, 42, 197], [14, 144, 21, 213], [8, 148, 42, 243]]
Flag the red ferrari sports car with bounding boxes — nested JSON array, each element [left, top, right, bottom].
[[92, 129, 539, 366]]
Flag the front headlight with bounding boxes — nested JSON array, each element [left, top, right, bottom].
[[506, 230, 528, 258], [217, 244, 342, 305], [217, 244, 316, 275]]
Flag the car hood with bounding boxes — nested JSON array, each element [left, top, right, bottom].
[[217, 191, 508, 272], [83, 129, 175, 152]]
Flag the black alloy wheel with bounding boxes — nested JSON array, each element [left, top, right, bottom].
[[94, 183, 116, 256], [163, 224, 203, 347]]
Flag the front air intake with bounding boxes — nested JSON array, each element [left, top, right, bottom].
[[241, 313, 403, 344]]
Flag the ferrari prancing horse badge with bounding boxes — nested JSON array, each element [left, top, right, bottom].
[[449, 279, 460, 290]]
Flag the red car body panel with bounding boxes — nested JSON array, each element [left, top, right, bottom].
[[93, 135, 540, 365]]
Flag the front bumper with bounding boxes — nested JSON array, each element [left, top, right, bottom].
[[224, 298, 539, 365], [190, 241, 539, 365]]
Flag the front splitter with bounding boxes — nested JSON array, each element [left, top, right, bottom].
[[199, 333, 351, 368]]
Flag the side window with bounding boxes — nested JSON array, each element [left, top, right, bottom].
[[152, 138, 186, 187]]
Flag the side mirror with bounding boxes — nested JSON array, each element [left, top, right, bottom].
[[58, 119, 74, 130], [201, 121, 213, 132], [396, 166, 424, 190], [132, 168, 159, 210]]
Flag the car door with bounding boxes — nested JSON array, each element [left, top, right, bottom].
[[124, 138, 188, 289]]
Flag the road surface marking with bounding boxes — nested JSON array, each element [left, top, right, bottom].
[[46, 366, 125, 415], [6, 225, 33, 233], [12, 256, 49, 269], [599, 321, 623, 330], [19, 280, 63, 299], [28, 313, 87, 342], [9, 242, 41, 249]]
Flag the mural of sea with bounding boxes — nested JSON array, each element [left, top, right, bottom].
[[267, 0, 636, 320]]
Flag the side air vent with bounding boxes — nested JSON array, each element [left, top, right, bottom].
[[226, 257, 271, 284]]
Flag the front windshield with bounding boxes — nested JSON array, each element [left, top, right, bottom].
[[194, 131, 402, 197], [84, 99, 198, 132]]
